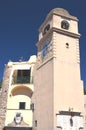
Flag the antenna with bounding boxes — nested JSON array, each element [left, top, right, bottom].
[[19, 56, 24, 62]]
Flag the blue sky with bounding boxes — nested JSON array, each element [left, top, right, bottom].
[[0, 0, 86, 88]]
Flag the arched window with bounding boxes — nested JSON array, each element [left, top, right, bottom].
[[43, 24, 50, 35], [61, 20, 69, 30]]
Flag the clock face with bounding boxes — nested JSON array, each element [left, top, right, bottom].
[[41, 39, 51, 59]]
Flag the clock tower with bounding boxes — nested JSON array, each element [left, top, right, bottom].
[[33, 8, 84, 130]]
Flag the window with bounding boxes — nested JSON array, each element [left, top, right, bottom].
[[43, 24, 50, 35], [16, 69, 31, 83], [18, 70, 30, 77], [19, 102, 25, 109], [61, 20, 69, 30], [35, 120, 37, 127], [41, 39, 50, 60], [66, 43, 69, 48]]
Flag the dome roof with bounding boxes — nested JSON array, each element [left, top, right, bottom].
[[51, 8, 70, 16], [47, 8, 77, 20]]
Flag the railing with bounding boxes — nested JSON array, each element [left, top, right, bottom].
[[12, 76, 33, 84]]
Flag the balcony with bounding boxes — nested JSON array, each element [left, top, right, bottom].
[[12, 76, 33, 85]]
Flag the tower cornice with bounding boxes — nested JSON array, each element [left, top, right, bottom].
[[36, 27, 80, 47]]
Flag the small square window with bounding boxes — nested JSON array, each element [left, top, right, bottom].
[[19, 102, 25, 109]]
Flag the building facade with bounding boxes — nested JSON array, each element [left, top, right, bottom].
[[0, 8, 85, 130], [0, 55, 36, 130]]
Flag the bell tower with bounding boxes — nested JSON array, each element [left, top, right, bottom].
[[34, 8, 84, 130]]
